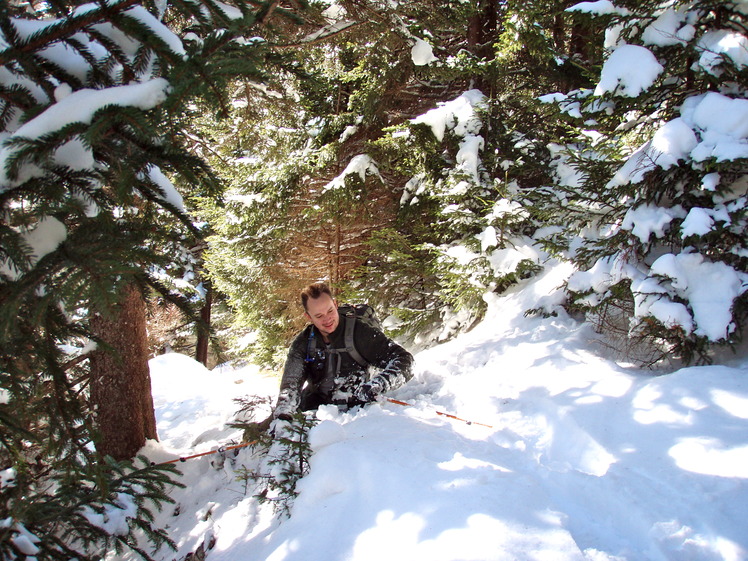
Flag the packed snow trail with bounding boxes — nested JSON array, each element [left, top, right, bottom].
[[134, 262, 748, 561]]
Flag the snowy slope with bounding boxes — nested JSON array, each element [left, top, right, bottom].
[[130, 261, 748, 561]]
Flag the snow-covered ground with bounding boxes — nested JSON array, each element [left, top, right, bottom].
[[131, 262, 748, 561]]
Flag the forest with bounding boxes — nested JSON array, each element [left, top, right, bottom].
[[1, 0, 747, 559]]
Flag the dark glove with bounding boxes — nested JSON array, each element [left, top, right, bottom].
[[353, 381, 382, 405]]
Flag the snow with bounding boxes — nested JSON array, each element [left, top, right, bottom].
[[0, 216, 67, 280], [10, 18, 92, 82], [81, 492, 139, 536], [411, 38, 438, 66], [410, 90, 486, 186], [147, 165, 185, 211], [0, 79, 172, 190], [6, 80, 170, 139], [123, 262, 748, 561], [0, 468, 15, 488], [568, 247, 748, 341], [477, 225, 498, 252], [323, 154, 382, 192], [148, 352, 278, 450], [411, 90, 486, 143], [685, 93, 748, 162], [8, 4, 748, 558], [649, 118, 699, 168], [548, 142, 585, 187], [4, 4, 185, 80], [702, 172, 720, 191], [122, 5, 186, 58], [621, 203, 685, 243], [608, 92, 748, 188], [594, 44, 664, 97], [697, 30, 748, 76], [565, 1, 620, 15], [213, 0, 244, 20], [641, 8, 695, 47], [680, 207, 712, 237], [456, 133, 485, 183], [11, 529, 40, 556], [302, 20, 357, 43], [649, 253, 748, 341]]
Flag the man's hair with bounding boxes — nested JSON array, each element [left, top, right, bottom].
[[300, 282, 333, 310]]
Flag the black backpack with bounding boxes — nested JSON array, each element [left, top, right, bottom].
[[306, 303, 383, 368], [337, 303, 382, 365]]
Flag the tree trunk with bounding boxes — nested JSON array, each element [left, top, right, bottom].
[[467, 0, 499, 92], [195, 280, 212, 366], [90, 283, 158, 461]]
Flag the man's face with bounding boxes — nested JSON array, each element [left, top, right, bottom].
[[305, 294, 339, 337]]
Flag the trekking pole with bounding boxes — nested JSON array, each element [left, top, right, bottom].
[[154, 441, 258, 466], [386, 398, 493, 428]]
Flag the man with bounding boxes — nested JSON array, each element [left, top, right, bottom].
[[272, 282, 414, 420]]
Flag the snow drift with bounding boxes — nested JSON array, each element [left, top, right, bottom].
[[128, 261, 748, 561]]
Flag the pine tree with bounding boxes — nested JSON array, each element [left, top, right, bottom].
[[546, 0, 748, 365], [199, 0, 607, 356], [199, 0, 468, 359], [347, 0, 605, 343], [0, 0, 302, 557]]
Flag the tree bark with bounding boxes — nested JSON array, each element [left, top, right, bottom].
[[195, 280, 212, 367], [467, 0, 499, 92], [90, 283, 158, 461]]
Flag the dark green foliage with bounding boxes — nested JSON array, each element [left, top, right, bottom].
[[1, 0, 304, 557], [0, 457, 184, 560], [198, 0, 608, 356]]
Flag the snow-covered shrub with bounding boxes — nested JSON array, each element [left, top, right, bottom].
[[0, 455, 182, 560]]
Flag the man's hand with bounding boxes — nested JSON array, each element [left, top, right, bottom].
[[353, 380, 383, 405]]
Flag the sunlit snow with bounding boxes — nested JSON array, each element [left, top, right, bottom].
[[119, 262, 748, 561]]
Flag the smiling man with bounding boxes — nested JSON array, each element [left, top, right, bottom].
[[272, 282, 414, 420]]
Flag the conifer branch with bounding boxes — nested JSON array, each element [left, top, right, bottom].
[[271, 19, 363, 49], [0, 0, 143, 67], [257, 0, 281, 24]]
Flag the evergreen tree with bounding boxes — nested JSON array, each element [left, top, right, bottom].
[[0, 0, 301, 557], [350, 0, 604, 343], [201, 0, 606, 357], [546, 0, 748, 364], [200, 0, 465, 359]]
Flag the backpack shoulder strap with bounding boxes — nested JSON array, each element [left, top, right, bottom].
[[304, 326, 317, 363], [343, 311, 367, 367]]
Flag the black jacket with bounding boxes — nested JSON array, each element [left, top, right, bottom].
[[274, 312, 414, 416]]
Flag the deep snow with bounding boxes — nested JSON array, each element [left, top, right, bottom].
[[122, 261, 747, 561]]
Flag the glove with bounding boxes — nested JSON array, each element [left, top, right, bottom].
[[353, 381, 382, 405]]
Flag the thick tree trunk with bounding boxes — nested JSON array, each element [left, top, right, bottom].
[[90, 283, 158, 461], [195, 280, 212, 367]]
